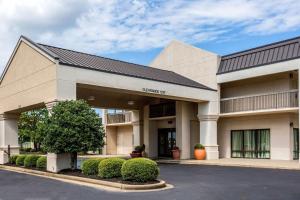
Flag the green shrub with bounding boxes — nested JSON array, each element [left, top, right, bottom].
[[194, 143, 205, 149], [98, 158, 125, 178], [24, 155, 41, 168], [36, 156, 47, 169], [16, 155, 26, 166], [121, 158, 159, 182], [134, 144, 145, 153], [82, 158, 105, 175], [9, 155, 19, 164]]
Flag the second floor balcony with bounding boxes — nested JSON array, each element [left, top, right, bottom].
[[220, 90, 298, 114], [106, 111, 132, 124]]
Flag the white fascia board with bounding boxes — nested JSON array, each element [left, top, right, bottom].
[[217, 59, 300, 83], [58, 64, 218, 102]]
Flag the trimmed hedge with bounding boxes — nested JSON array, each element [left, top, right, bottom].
[[36, 156, 47, 169], [16, 155, 26, 166], [24, 155, 41, 168], [121, 158, 159, 182], [98, 158, 125, 178], [9, 155, 19, 164], [82, 158, 104, 175]]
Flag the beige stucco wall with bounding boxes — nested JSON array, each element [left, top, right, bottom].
[[116, 125, 133, 155], [106, 126, 117, 155], [150, 40, 220, 90], [106, 125, 134, 155], [0, 41, 57, 113], [221, 72, 297, 98], [218, 113, 298, 160]]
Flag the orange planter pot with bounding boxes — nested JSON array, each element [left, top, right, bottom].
[[194, 149, 206, 160]]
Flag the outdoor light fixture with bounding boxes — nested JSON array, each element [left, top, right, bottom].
[[88, 96, 95, 101], [128, 100, 135, 105]]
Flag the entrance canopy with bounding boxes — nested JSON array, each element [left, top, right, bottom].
[[0, 36, 218, 115]]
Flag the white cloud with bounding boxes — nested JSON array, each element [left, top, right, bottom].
[[1, 0, 300, 72]]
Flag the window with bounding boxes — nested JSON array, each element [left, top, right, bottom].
[[149, 102, 175, 118], [231, 129, 270, 159]]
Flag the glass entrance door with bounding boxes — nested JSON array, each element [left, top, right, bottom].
[[158, 128, 176, 157], [231, 129, 270, 159], [293, 128, 299, 160]]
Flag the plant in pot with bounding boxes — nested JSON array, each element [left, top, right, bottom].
[[171, 146, 180, 160], [194, 143, 206, 160], [130, 144, 145, 158]]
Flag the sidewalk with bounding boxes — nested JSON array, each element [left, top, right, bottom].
[[157, 158, 300, 170]]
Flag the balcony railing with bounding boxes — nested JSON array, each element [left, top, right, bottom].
[[106, 112, 132, 124], [220, 90, 298, 114]]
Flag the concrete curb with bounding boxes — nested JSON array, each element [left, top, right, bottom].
[[0, 165, 167, 191], [157, 160, 300, 171]]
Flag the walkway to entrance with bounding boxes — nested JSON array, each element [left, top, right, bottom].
[[157, 158, 300, 170]]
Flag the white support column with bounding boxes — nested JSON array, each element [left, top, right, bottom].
[[143, 105, 150, 156], [102, 109, 108, 155], [176, 101, 191, 159], [0, 113, 20, 164], [198, 101, 219, 160], [132, 110, 142, 148], [143, 105, 157, 158]]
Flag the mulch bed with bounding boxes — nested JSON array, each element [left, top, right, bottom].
[[3, 164, 159, 185], [59, 169, 159, 185]]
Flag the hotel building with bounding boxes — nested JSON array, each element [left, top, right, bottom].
[[0, 35, 299, 163]]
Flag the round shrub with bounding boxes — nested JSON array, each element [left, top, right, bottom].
[[16, 155, 26, 166], [9, 155, 19, 164], [24, 155, 41, 168], [194, 143, 205, 149], [98, 158, 125, 178], [121, 158, 159, 182], [82, 158, 104, 175], [36, 156, 47, 169]]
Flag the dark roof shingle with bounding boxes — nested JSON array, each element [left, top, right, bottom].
[[218, 36, 300, 74], [33, 42, 213, 90]]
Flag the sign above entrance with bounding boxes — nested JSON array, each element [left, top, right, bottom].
[[142, 88, 166, 95]]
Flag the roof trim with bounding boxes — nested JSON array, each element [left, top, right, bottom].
[[37, 42, 215, 91], [0, 35, 58, 85], [217, 55, 300, 75], [218, 35, 300, 75], [222, 35, 300, 59], [38, 42, 184, 76]]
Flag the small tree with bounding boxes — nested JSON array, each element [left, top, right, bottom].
[[18, 109, 48, 151], [42, 100, 105, 169]]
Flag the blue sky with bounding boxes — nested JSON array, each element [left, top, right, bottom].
[[1, 0, 300, 70], [105, 30, 300, 66]]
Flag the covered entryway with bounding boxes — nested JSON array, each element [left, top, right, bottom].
[[0, 36, 219, 164]]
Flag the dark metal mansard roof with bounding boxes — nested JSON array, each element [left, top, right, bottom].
[[21, 36, 214, 91], [218, 36, 300, 74]]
